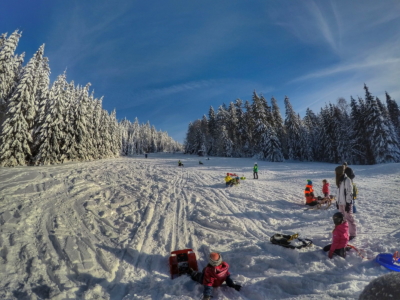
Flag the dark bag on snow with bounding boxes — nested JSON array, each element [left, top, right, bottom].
[[270, 233, 313, 249]]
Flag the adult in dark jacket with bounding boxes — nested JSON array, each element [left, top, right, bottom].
[[343, 162, 355, 180]]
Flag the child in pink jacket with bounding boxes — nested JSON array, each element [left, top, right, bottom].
[[322, 179, 330, 197], [323, 212, 349, 258]]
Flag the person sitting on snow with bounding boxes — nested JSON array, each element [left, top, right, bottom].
[[178, 160, 184, 167], [322, 179, 330, 198], [188, 252, 241, 300], [225, 173, 233, 187], [323, 212, 349, 259], [199, 161, 203, 165], [305, 180, 317, 206]]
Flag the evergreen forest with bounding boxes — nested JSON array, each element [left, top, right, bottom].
[[0, 31, 182, 167], [185, 87, 400, 165]]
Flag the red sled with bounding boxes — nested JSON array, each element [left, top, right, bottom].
[[169, 248, 198, 279], [227, 173, 237, 177]]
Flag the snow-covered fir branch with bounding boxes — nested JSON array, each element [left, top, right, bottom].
[[0, 31, 182, 167], [185, 86, 400, 164]]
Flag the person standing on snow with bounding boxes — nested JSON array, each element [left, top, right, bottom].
[[253, 163, 258, 179], [335, 165, 357, 240], [188, 252, 241, 300], [322, 179, 330, 198], [323, 212, 349, 258]]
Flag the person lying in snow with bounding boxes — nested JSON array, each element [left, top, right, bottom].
[[188, 252, 241, 300], [323, 212, 349, 259]]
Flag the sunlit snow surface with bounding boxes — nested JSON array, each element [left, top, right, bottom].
[[0, 154, 399, 299]]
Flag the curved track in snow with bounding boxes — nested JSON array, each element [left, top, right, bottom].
[[0, 154, 399, 299]]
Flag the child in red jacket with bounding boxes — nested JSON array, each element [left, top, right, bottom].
[[323, 212, 349, 258], [188, 252, 241, 300], [322, 179, 330, 197]]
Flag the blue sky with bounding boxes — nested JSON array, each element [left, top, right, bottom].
[[2, 0, 400, 143]]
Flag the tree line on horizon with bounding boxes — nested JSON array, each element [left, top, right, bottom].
[[184, 85, 400, 165], [0, 30, 182, 167]]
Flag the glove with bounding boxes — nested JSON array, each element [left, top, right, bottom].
[[328, 252, 333, 259], [232, 284, 242, 291], [345, 203, 351, 213]]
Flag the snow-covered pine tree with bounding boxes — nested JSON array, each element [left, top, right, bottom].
[[385, 92, 400, 141], [129, 117, 140, 155], [234, 99, 246, 156], [298, 117, 312, 161], [98, 109, 113, 157], [90, 97, 103, 159], [60, 81, 78, 162], [109, 109, 121, 156], [0, 45, 45, 166], [251, 91, 269, 155], [73, 84, 92, 161], [242, 100, 254, 156], [33, 73, 67, 165], [120, 118, 130, 156], [264, 126, 284, 162], [364, 84, 400, 163], [284, 96, 302, 160], [271, 97, 287, 159], [334, 98, 352, 163], [0, 31, 22, 111], [32, 60, 52, 151], [303, 108, 320, 161], [349, 96, 366, 164], [217, 125, 233, 157], [227, 102, 239, 156], [207, 106, 218, 156], [260, 95, 273, 127]]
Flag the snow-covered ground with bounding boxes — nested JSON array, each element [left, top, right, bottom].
[[0, 153, 399, 300]]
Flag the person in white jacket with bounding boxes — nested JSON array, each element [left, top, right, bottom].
[[335, 165, 357, 240]]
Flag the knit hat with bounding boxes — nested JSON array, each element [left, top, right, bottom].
[[307, 179, 312, 185], [208, 252, 223, 266], [343, 162, 348, 166]]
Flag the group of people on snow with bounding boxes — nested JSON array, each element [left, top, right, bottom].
[[304, 162, 357, 259]]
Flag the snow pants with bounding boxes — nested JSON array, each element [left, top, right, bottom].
[[323, 245, 346, 258], [338, 204, 357, 237], [190, 270, 234, 297], [253, 172, 258, 179]]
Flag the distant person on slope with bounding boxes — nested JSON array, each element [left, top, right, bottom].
[[322, 179, 330, 198], [343, 162, 355, 181], [323, 212, 349, 259], [253, 163, 258, 179], [188, 252, 241, 300], [335, 165, 357, 240], [178, 160, 184, 167]]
